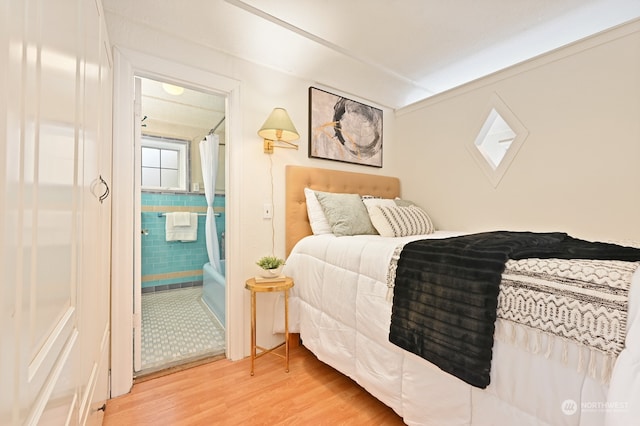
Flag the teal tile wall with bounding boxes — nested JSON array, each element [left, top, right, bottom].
[[141, 192, 225, 290]]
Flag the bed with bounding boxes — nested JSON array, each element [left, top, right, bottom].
[[275, 165, 640, 426]]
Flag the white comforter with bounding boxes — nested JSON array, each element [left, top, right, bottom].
[[275, 232, 640, 426]]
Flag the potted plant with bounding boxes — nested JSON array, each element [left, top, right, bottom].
[[256, 255, 285, 278]]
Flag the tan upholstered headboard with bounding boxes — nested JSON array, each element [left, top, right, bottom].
[[285, 165, 401, 256]]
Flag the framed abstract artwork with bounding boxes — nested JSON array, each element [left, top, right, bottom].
[[308, 87, 383, 167]]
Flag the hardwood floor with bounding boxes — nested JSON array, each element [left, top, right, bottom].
[[103, 345, 405, 425]]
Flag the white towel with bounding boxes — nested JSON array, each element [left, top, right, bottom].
[[165, 212, 198, 242], [172, 211, 192, 226]]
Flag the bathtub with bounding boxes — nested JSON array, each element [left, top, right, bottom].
[[202, 261, 225, 328]]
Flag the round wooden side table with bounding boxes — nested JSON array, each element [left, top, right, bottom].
[[245, 277, 294, 375]]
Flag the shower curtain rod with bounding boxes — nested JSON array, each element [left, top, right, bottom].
[[208, 116, 226, 134]]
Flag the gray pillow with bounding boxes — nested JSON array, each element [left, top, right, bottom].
[[394, 198, 416, 207], [314, 191, 378, 236]]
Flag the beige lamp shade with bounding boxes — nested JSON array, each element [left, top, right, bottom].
[[258, 108, 299, 146]]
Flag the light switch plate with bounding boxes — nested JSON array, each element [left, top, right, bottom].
[[263, 203, 273, 219]]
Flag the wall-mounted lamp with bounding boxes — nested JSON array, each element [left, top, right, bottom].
[[258, 108, 299, 154]]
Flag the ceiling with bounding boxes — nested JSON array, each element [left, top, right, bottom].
[[140, 77, 226, 141], [104, 0, 640, 110]]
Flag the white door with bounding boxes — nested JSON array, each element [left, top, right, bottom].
[[79, 8, 113, 424], [0, 0, 112, 424]]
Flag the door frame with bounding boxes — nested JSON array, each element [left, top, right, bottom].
[[110, 47, 243, 397]]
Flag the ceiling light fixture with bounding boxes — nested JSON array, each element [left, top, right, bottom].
[[162, 83, 185, 96]]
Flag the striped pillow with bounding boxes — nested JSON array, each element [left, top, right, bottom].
[[369, 205, 434, 237]]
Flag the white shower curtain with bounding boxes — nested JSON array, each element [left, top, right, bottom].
[[200, 134, 221, 273]]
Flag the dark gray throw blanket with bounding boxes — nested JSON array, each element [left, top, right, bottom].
[[388, 231, 640, 388]]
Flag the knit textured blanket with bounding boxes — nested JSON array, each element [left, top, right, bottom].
[[388, 231, 640, 388], [496, 257, 638, 381]]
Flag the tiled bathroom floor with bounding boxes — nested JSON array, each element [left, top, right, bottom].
[[140, 287, 225, 373]]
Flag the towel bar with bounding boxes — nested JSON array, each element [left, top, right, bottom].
[[157, 212, 220, 217]]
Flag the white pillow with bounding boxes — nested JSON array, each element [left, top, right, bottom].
[[368, 205, 435, 237], [304, 188, 332, 235]]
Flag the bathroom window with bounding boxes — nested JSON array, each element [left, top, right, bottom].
[[141, 135, 188, 191]]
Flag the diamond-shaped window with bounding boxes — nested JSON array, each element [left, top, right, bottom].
[[468, 94, 528, 187]]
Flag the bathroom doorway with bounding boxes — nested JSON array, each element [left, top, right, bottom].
[[134, 76, 227, 377]]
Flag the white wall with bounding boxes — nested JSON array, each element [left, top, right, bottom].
[[393, 20, 640, 243]]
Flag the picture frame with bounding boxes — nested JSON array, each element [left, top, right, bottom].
[[308, 87, 383, 168]]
